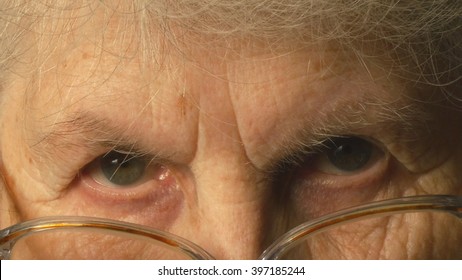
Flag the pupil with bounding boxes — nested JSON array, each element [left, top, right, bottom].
[[100, 151, 146, 186], [326, 137, 373, 172]]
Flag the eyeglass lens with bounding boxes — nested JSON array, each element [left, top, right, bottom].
[[276, 211, 462, 259], [5, 210, 461, 259]]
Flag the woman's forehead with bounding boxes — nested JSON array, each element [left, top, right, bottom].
[[15, 31, 421, 171], [1, 0, 458, 173]]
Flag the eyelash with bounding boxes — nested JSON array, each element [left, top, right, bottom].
[[80, 149, 154, 187], [272, 140, 331, 176], [274, 135, 387, 180]]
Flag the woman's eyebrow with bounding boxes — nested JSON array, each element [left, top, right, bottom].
[[29, 112, 161, 160], [263, 96, 432, 172]]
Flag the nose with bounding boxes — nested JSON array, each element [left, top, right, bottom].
[[185, 121, 290, 259], [186, 148, 277, 259], [177, 91, 281, 259]]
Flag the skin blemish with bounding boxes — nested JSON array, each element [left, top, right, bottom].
[[177, 92, 188, 118]]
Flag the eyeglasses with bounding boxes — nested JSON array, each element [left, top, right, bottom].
[[1, 195, 461, 260]]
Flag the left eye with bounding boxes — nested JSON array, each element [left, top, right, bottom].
[[314, 136, 382, 175], [287, 136, 389, 219], [86, 151, 149, 187]]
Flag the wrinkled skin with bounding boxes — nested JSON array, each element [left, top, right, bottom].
[[0, 10, 461, 259]]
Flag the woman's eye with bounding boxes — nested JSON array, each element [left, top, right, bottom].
[[83, 150, 151, 187], [74, 150, 184, 226], [314, 136, 382, 175], [288, 136, 389, 218], [99, 151, 148, 186]]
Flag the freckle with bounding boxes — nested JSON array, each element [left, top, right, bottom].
[[177, 94, 187, 117], [82, 52, 91, 59]]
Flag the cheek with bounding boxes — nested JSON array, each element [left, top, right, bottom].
[[283, 211, 462, 259], [289, 179, 384, 222], [415, 165, 462, 196]]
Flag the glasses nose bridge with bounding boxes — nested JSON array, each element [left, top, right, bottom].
[[191, 202, 272, 259], [0, 238, 13, 260]]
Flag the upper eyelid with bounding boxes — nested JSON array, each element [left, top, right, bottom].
[[271, 135, 380, 174], [106, 146, 150, 158], [101, 148, 163, 166], [269, 139, 333, 174]]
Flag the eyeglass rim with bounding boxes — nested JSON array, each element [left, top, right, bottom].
[[1, 195, 461, 260], [260, 194, 462, 259], [0, 216, 215, 260]]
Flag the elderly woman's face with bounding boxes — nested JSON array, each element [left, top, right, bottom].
[[0, 13, 461, 259]]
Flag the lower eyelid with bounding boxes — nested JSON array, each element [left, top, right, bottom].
[[289, 152, 390, 219], [63, 166, 185, 229], [298, 152, 389, 189], [79, 165, 177, 200]]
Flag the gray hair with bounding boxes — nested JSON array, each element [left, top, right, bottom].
[[1, 0, 461, 89]]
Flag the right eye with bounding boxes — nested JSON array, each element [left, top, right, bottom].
[[69, 150, 185, 229], [97, 150, 148, 186], [81, 150, 163, 189]]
